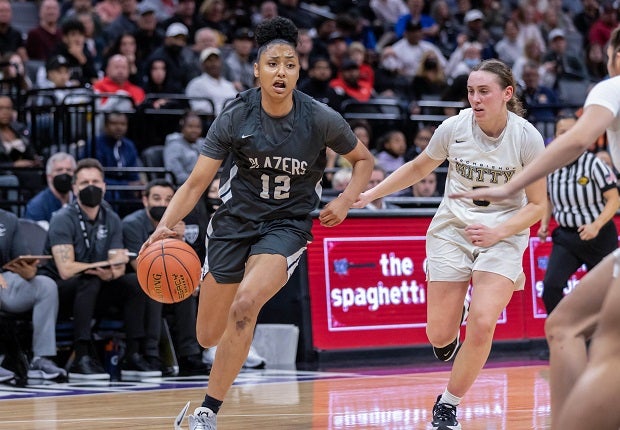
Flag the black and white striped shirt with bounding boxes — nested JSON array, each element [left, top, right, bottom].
[[547, 151, 617, 228]]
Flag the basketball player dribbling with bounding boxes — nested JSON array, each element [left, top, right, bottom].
[[141, 16, 374, 430], [455, 26, 620, 430], [353, 59, 547, 429]]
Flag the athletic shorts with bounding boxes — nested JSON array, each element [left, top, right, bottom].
[[202, 208, 313, 284], [425, 223, 528, 291]]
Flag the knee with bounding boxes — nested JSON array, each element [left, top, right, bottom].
[[545, 310, 568, 344], [462, 314, 496, 347], [229, 295, 260, 333], [426, 325, 457, 347], [36, 276, 58, 301], [196, 328, 219, 349]]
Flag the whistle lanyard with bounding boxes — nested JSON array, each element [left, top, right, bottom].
[[74, 203, 90, 250]]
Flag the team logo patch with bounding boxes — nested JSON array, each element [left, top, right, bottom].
[[0, 223, 5, 237], [577, 176, 589, 186], [96, 225, 108, 240]]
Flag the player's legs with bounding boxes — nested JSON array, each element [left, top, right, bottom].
[[445, 271, 513, 397], [196, 273, 239, 348], [553, 274, 620, 430], [426, 280, 469, 348], [545, 252, 615, 426], [205, 253, 288, 401]]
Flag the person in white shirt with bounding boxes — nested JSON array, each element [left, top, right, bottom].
[[391, 20, 447, 80], [354, 58, 546, 430], [185, 47, 238, 115]]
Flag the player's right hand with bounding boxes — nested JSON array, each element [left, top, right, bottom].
[[450, 185, 511, 203], [139, 226, 178, 255]]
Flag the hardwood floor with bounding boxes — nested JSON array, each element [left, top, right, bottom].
[[0, 364, 550, 429]]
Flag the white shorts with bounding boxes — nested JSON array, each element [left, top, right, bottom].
[[425, 223, 528, 291]]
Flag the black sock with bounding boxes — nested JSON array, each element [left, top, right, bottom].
[[202, 394, 223, 414], [125, 339, 139, 356]]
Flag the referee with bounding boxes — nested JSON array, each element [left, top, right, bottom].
[[538, 115, 620, 315]]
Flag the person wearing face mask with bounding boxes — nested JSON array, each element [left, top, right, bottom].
[[373, 46, 412, 99], [24, 152, 76, 227], [38, 158, 161, 381], [121, 179, 210, 376]]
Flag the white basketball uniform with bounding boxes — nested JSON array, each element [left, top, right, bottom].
[[584, 75, 620, 275], [424, 108, 545, 289]]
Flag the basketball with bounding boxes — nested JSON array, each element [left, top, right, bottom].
[[136, 238, 202, 304]]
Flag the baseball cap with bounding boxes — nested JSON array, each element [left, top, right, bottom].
[[199, 47, 221, 62], [548, 28, 566, 42], [327, 31, 346, 43], [341, 58, 359, 70], [464, 9, 484, 23], [166, 22, 189, 38], [137, 0, 157, 15], [233, 27, 255, 40], [46, 55, 69, 71]]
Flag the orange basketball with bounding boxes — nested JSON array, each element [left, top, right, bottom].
[[136, 238, 202, 304]]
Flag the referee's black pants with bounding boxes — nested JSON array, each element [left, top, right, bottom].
[[542, 221, 618, 315]]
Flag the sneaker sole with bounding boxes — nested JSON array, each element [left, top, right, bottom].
[[69, 372, 110, 380], [121, 369, 162, 379], [0, 374, 14, 382], [27, 370, 61, 380]]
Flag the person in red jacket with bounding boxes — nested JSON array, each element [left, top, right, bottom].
[[93, 54, 145, 108], [329, 58, 374, 102]]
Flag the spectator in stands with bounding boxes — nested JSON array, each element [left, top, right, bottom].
[[429, 0, 462, 59], [0, 208, 66, 382], [588, 0, 618, 50], [38, 158, 159, 381], [586, 42, 608, 82], [495, 19, 522, 68], [252, 0, 278, 26], [185, 47, 237, 116], [25, 0, 62, 61], [364, 165, 399, 209], [514, 2, 546, 55], [205, 175, 221, 216], [370, 0, 408, 31], [161, 0, 201, 46], [36, 55, 75, 102], [132, 1, 164, 73], [375, 129, 407, 173], [373, 45, 411, 99], [297, 56, 344, 111], [52, 18, 98, 86], [24, 152, 76, 225], [331, 167, 352, 192], [446, 41, 482, 81], [61, 0, 104, 42], [512, 37, 545, 85], [75, 11, 104, 71], [276, 0, 316, 30], [103, 33, 141, 86], [0, 0, 27, 60], [223, 27, 256, 92], [95, 111, 143, 203], [122, 179, 210, 376], [391, 20, 447, 80], [329, 58, 374, 103], [93, 54, 146, 108], [347, 41, 374, 88], [139, 58, 187, 112], [412, 170, 439, 197], [541, 28, 589, 90], [518, 60, 559, 123], [394, 0, 438, 40], [197, 0, 232, 40], [574, 0, 600, 47], [0, 96, 42, 183], [163, 111, 204, 184], [102, 0, 138, 50], [405, 125, 434, 160], [145, 22, 200, 94], [410, 51, 448, 101], [190, 27, 222, 61], [0, 52, 33, 92], [95, 0, 122, 28], [459, 9, 495, 59]]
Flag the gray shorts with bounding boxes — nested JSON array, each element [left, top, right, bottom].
[[425, 224, 528, 291], [202, 208, 312, 284]]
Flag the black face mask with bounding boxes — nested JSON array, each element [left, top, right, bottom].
[[78, 185, 103, 208], [52, 173, 73, 194], [148, 206, 167, 221]]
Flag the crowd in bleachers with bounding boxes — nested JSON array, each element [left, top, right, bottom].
[[0, 0, 617, 383]]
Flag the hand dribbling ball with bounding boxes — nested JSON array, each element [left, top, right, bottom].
[[137, 238, 201, 304]]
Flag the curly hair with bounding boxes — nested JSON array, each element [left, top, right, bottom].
[[255, 16, 298, 57]]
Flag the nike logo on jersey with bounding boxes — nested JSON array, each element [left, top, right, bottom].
[[242, 134, 253, 139], [455, 139, 466, 143]]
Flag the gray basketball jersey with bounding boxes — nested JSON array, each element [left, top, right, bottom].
[[201, 88, 357, 221]]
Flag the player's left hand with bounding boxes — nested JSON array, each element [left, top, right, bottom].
[[464, 223, 501, 247], [450, 185, 511, 203], [319, 195, 352, 227]]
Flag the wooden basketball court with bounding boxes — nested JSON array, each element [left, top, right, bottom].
[[0, 361, 550, 429]]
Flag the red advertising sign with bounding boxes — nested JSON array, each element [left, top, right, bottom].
[[307, 216, 620, 351]]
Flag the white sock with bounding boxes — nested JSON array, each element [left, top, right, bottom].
[[440, 389, 461, 406]]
